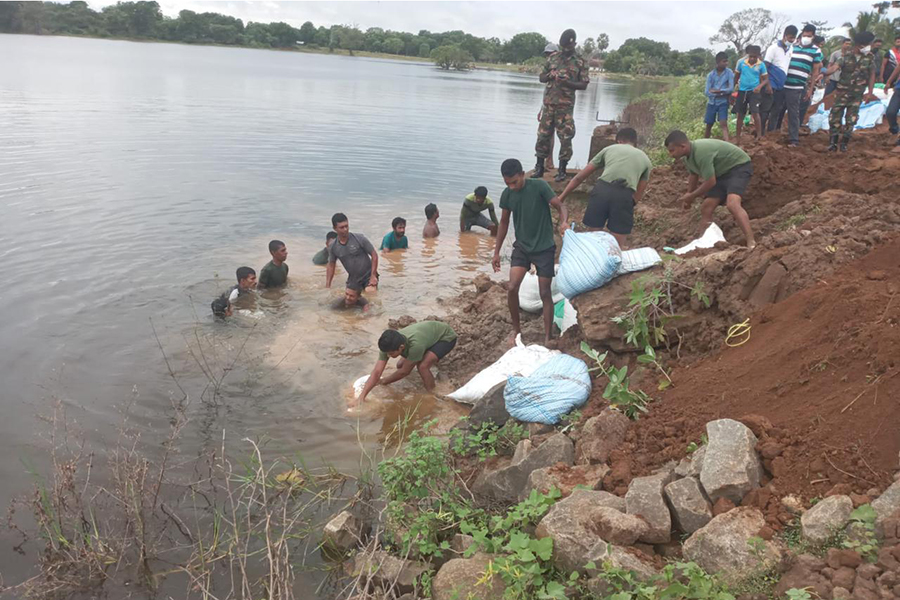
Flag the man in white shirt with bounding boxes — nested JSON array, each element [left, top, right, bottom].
[[761, 25, 797, 135]]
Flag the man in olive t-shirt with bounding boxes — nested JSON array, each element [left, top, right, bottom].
[[353, 321, 458, 406], [258, 240, 289, 288], [493, 158, 568, 347], [665, 131, 756, 248]]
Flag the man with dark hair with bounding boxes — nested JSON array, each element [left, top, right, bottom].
[[884, 35, 900, 85], [822, 31, 877, 152], [423, 203, 440, 238], [538, 42, 560, 172], [557, 127, 651, 248], [353, 321, 458, 406], [825, 38, 854, 96], [313, 231, 338, 265], [873, 38, 885, 81], [784, 24, 823, 147], [326, 213, 379, 294], [665, 130, 756, 248], [734, 45, 768, 143], [211, 267, 256, 317], [533, 29, 590, 182], [760, 25, 797, 135], [332, 287, 370, 312], [381, 217, 408, 251], [799, 34, 828, 125], [704, 52, 735, 141], [494, 158, 568, 345], [258, 240, 289, 288], [459, 185, 498, 235]]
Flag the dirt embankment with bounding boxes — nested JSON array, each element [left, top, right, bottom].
[[426, 128, 900, 527]]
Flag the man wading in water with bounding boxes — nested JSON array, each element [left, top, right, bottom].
[[326, 213, 379, 295]]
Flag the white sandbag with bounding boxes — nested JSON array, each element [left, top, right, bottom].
[[447, 334, 559, 404], [353, 375, 369, 398], [556, 230, 622, 299], [552, 299, 578, 335], [617, 247, 662, 275], [519, 268, 564, 313], [673, 223, 726, 255]]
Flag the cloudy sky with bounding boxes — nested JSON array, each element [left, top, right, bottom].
[[87, 1, 879, 51]]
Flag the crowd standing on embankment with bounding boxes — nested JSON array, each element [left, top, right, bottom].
[[209, 23, 899, 410]]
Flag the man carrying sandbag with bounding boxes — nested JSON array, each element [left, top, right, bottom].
[[493, 158, 568, 347], [557, 127, 652, 249]]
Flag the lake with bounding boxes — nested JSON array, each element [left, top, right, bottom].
[[0, 34, 661, 595]]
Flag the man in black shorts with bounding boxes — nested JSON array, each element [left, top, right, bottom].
[[556, 127, 651, 249], [353, 321, 458, 406], [665, 130, 756, 248], [325, 212, 379, 294], [492, 158, 568, 345]]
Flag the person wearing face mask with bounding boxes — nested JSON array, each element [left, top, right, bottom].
[[883, 35, 900, 85], [761, 25, 797, 135], [783, 24, 823, 147], [872, 38, 885, 82], [822, 31, 878, 152], [532, 29, 590, 182]]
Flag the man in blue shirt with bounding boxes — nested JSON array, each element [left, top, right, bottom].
[[733, 45, 769, 143], [704, 52, 735, 141]]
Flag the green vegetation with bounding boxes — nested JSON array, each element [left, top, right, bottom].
[[843, 504, 880, 562], [604, 38, 715, 77], [593, 560, 734, 600], [449, 418, 529, 462], [430, 44, 474, 70], [635, 77, 708, 165], [581, 341, 652, 420]]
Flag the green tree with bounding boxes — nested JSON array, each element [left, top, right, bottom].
[[266, 21, 299, 47], [596, 33, 610, 54], [431, 44, 473, 70], [710, 8, 774, 53], [299, 20, 315, 44], [418, 42, 430, 58], [383, 36, 404, 54], [580, 37, 596, 58], [502, 31, 548, 63]]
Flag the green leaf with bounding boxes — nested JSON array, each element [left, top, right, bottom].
[[658, 380, 671, 391], [531, 535, 554, 561]]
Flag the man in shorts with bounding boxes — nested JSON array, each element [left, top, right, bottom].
[[733, 45, 768, 143], [704, 52, 734, 141], [556, 127, 651, 249], [459, 186, 499, 235], [665, 130, 756, 249], [353, 321, 458, 406], [326, 212, 379, 294], [493, 158, 568, 346]]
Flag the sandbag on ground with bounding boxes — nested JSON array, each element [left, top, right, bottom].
[[504, 354, 591, 424], [556, 230, 622, 299], [518, 268, 564, 313]]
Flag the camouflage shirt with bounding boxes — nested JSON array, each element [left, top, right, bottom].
[[541, 51, 590, 106], [835, 51, 875, 95]]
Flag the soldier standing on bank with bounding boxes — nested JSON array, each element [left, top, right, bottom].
[[822, 31, 877, 152], [532, 29, 590, 182]]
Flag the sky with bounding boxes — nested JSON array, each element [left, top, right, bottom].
[[84, 0, 881, 51]]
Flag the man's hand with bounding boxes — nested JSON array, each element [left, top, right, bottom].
[[558, 222, 569, 238], [864, 92, 878, 103], [549, 69, 559, 80], [368, 275, 378, 288], [805, 87, 814, 101], [679, 194, 694, 210], [491, 253, 501, 273], [753, 84, 763, 93]]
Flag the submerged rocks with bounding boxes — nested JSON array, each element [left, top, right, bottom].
[[664, 477, 713, 534], [699, 419, 763, 504], [351, 551, 430, 594], [682, 507, 781, 582], [323, 510, 364, 553], [626, 472, 675, 543], [801, 495, 853, 544], [433, 554, 505, 600]]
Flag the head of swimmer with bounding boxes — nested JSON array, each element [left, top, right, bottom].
[[473, 186, 488, 205], [343, 286, 361, 307], [378, 329, 407, 359], [501, 158, 525, 191], [391, 216, 407, 239], [325, 231, 337, 248], [332, 212, 350, 241], [268, 239, 287, 264], [236, 266, 257, 291]]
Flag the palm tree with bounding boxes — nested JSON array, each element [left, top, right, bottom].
[[843, 11, 882, 41]]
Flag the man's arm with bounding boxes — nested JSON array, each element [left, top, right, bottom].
[[867, 66, 876, 99], [634, 177, 649, 204], [755, 72, 769, 93], [368, 250, 379, 287], [558, 162, 597, 202], [550, 195, 569, 237], [680, 173, 716, 208], [887, 62, 900, 89], [807, 62, 822, 99], [379, 359, 416, 385], [538, 58, 554, 83], [492, 208, 511, 272], [488, 204, 498, 225], [459, 206, 468, 232], [355, 359, 388, 405], [325, 261, 336, 288]]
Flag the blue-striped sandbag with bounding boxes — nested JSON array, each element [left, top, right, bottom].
[[504, 354, 592, 425], [556, 230, 622, 299]]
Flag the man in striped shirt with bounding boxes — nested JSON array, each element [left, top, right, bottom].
[[784, 24, 823, 147]]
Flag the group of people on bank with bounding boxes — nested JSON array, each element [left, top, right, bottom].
[[211, 24, 897, 409]]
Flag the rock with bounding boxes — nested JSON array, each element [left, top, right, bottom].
[[801, 495, 853, 544], [323, 510, 363, 553], [665, 477, 713, 534], [466, 385, 510, 430], [713, 497, 736, 516], [832, 587, 852, 600], [432, 554, 505, 600], [351, 550, 430, 594], [676, 447, 706, 479], [781, 495, 805, 514], [700, 419, 764, 504], [575, 409, 631, 465], [682, 507, 781, 582], [511, 439, 532, 465], [473, 273, 494, 293], [872, 480, 900, 525], [586, 545, 659, 581], [856, 563, 881, 580], [626, 472, 675, 543], [474, 434, 574, 504], [836, 549, 862, 568], [591, 507, 649, 546], [450, 533, 476, 555], [774, 554, 831, 598], [523, 463, 609, 500]]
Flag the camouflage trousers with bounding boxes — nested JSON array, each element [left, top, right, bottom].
[[535, 104, 575, 161], [828, 91, 862, 136]]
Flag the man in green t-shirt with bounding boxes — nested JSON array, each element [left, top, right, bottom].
[[665, 130, 756, 248], [353, 321, 458, 406], [459, 186, 498, 235], [381, 217, 409, 251], [557, 128, 652, 248], [493, 158, 568, 346], [258, 240, 289, 288]]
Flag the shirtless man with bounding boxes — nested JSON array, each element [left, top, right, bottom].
[[423, 203, 440, 238]]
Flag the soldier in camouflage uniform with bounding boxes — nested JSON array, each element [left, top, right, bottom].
[[532, 29, 590, 182], [823, 31, 877, 152]]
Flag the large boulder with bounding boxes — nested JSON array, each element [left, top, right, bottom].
[[522, 463, 609, 500], [801, 495, 853, 544], [664, 477, 713, 534], [351, 550, 430, 594], [323, 510, 364, 554], [626, 472, 675, 543], [586, 544, 659, 581], [682, 507, 782, 582], [432, 554, 505, 600], [872, 480, 900, 526], [575, 409, 631, 465], [591, 506, 649, 545], [466, 384, 510, 430], [474, 433, 574, 504], [699, 419, 763, 504]]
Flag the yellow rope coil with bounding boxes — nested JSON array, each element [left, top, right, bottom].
[[726, 318, 751, 347]]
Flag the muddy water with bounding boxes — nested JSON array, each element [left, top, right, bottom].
[[0, 34, 662, 592]]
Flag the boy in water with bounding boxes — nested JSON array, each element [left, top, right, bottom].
[[665, 130, 756, 248], [381, 217, 409, 251], [326, 213, 379, 294], [258, 240, 288, 288], [211, 266, 256, 317], [459, 186, 499, 235], [733, 45, 768, 143], [423, 203, 440, 238], [353, 321, 458, 406], [332, 287, 370, 312], [312, 232, 337, 265], [704, 52, 734, 141], [493, 158, 568, 346]]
